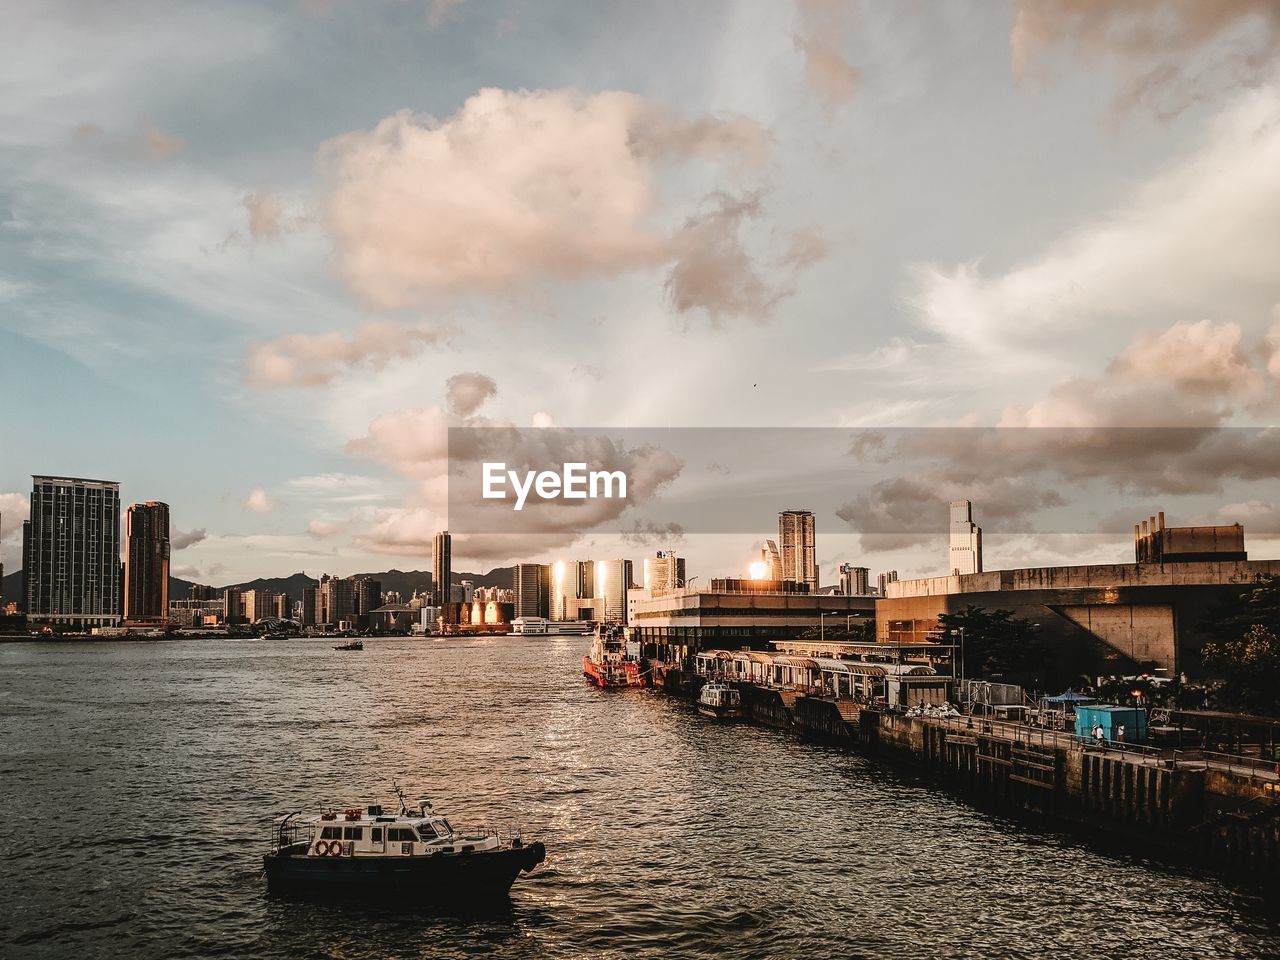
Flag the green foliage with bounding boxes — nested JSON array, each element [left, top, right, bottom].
[[1198, 575, 1280, 715], [936, 605, 1053, 691]]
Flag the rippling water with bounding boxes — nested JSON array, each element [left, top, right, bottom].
[[1, 636, 1277, 959]]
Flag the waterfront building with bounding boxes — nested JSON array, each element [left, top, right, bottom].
[[433, 530, 451, 606], [642, 551, 686, 595], [514, 563, 551, 619], [550, 559, 597, 621], [596, 558, 634, 623], [353, 576, 382, 627], [778, 510, 817, 591], [301, 587, 320, 626], [949, 500, 983, 575], [838, 564, 870, 596], [762, 539, 783, 580], [188, 583, 217, 601], [123, 501, 170, 622], [877, 513, 1277, 676], [460, 579, 474, 604], [168, 598, 224, 628], [222, 587, 244, 625], [243, 588, 287, 623], [631, 578, 875, 664], [24, 476, 122, 630], [320, 576, 356, 627]]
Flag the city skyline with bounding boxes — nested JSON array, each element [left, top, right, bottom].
[[4, 2, 1280, 584]]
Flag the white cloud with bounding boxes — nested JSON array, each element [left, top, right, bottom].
[[172, 527, 208, 550], [307, 519, 340, 538], [0, 493, 29, 539], [1109, 319, 1263, 397], [794, 0, 860, 108], [910, 89, 1280, 351], [243, 488, 277, 513], [317, 87, 767, 309], [245, 319, 447, 388]]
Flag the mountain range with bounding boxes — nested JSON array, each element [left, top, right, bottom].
[[0, 566, 514, 610]]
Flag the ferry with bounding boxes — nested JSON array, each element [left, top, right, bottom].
[[697, 681, 743, 719], [263, 792, 545, 898], [333, 640, 363, 651], [583, 623, 646, 688]]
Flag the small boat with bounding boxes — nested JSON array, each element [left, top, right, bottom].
[[697, 681, 742, 719], [260, 632, 288, 641], [333, 640, 364, 651], [583, 623, 645, 688], [263, 791, 545, 898]]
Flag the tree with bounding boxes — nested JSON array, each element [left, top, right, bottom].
[[1201, 624, 1280, 716], [935, 606, 1053, 692]]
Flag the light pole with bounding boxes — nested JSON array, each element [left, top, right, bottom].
[[951, 627, 966, 712]]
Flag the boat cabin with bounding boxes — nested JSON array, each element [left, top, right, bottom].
[[292, 802, 502, 858]]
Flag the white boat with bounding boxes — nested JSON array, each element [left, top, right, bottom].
[[697, 681, 743, 719]]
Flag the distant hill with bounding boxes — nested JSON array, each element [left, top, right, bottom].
[[5, 565, 514, 610]]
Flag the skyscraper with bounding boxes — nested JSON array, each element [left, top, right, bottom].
[[550, 559, 595, 621], [320, 576, 356, 626], [838, 564, 870, 596], [596, 558, 634, 623], [25, 476, 122, 630], [302, 586, 320, 626], [761, 539, 783, 580], [353, 576, 382, 627], [513, 563, 551, 619], [124, 501, 170, 622], [642, 550, 686, 594], [433, 530, 451, 607], [949, 500, 983, 575], [877, 570, 899, 596], [778, 510, 817, 591]]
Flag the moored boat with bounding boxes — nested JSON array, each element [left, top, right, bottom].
[[583, 623, 645, 688], [697, 681, 742, 719], [263, 791, 545, 898], [333, 640, 363, 651]]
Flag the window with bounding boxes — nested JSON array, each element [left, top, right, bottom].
[[416, 823, 437, 841], [389, 828, 417, 842], [372, 828, 383, 842], [343, 827, 362, 841], [320, 826, 341, 840]]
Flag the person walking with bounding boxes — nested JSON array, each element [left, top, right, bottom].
[[1117, 723, 1126, 744]]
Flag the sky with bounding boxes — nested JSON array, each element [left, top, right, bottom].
[[3, 0, 1280, 586]]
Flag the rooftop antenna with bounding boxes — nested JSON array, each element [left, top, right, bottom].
[[393, 779, 408, 816]]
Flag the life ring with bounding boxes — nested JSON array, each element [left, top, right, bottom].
[[328, 841, 344, 857], [315, 840, 330, 856]]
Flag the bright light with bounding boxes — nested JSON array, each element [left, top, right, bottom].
[[749, 561, 767, 580], [553, 560, 565, 583]]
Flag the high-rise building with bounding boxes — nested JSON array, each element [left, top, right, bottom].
[[302, 586, 320, 626], [321, 576, 356, 626], [949, 500, 983, 576], [778, 510, 817, 591], [877, 570, 899, 596], [550, 559, 596, 621], [188, 583, 217, 601], [353, 576, 382, 627], [243, 588, 287, 623], [596, 558, 634, 623], [513, 563, 551, 619], [460, 579, 475, 604], [222, 587, 244, 624], [24, 476, 122, 630], [124, 501, 170, 622], [759, 539, 783, 580], [642, 551, 686, 594], [433, 530, 451, 606], [838, 564, 870, 596]]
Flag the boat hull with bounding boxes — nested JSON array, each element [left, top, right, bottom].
[[263, 843, 546, 898], [697, 703, 742, 720], [583, 656, 645, 688]]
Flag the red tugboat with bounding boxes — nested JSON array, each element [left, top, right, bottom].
[[583, 623, 646, 688]]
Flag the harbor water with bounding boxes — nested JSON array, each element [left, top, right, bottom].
[[1, 636, 1278, 959]]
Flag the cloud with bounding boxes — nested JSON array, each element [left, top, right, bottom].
[[445, 371, 498, 416], [243, 488, 277, 513], [145, 123, 187, 158], [172, 564, 202, 580], [620, 520, 686, 547], [664, 196, 827, 325], [1011, 0, 1280, 118], [287, 473, 387, 502], [172, 527, 207, 550], [910, 89, 1280, 350], [72, 121, 102, 141], [0, 494, 29, 539], [317, 88, 766, 309], [1109, 318, 1263, 396], [794, 0, 860, 107], [245, 319, 447, 388], [1265, 307, 1280, 378], [243, 189, 287, 240], [426, 0, 463, 29], [307, 519, 340, 538]]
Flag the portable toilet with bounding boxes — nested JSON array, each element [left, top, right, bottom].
[[1074, 705, 1147, 743]]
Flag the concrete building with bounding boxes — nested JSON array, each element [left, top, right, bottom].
[[642, 551, 686, 594], [779, 510, 817, 591], [124, 501, 170, 622], [320, 575, 356, 627], [353, 576, 382, 627], [514, 563, 551, 619], [460, 579, 475, 604], [761, 539, 783, 580], [168, 599, 224, 628], [222, 587, 244, 625], [243, 588, 287, 624], [949, 500, 983, 575], [433, 530, 451, 606], [877, 514, 1277, 676], [24, 476, 122, 630], [838, 564, 871, 596], [301, 586, 320, 627], [631, 578, 876, 664], [877, 570, 899, 596]]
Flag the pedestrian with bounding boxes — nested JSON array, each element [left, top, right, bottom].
[[1117, 723, 1126, 743]]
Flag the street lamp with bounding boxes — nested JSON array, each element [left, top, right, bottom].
[[950, 627, 966, 713]]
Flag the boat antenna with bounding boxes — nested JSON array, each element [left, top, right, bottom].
[[393, 779, 408, 816]]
